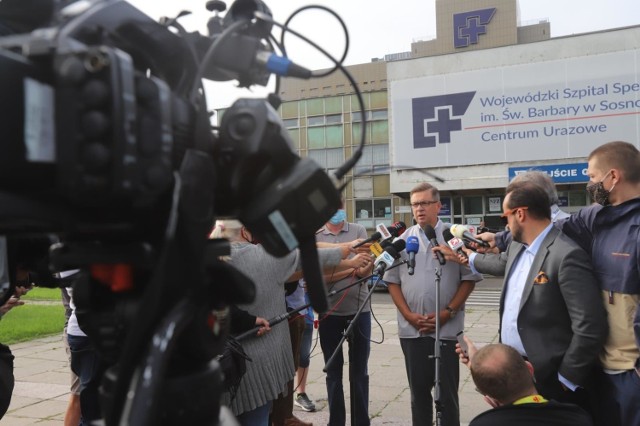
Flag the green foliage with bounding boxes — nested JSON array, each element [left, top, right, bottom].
[[0, 304, 65, 345]]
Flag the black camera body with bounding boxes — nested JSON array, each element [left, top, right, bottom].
[[0, 1, 345, 425]]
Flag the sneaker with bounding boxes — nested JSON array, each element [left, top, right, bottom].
[[294, 392, 316, 412]]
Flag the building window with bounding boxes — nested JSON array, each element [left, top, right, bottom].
[[463, 196, 484, 215], [355, 144, 389, 175], [308, 125, 343, 149], [308, 115, 324, 126], [283, 118, 298, 128], [308, 148, 344, 171], [325, 125, 343, 148], [326, 114, 342, 124], [355, 198, 392, 229], [371, 109, 388, 120]]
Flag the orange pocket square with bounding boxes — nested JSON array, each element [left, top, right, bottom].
[[533, 271, 549, 284]]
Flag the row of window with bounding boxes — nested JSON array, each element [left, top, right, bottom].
[[282, 109, 388, 128]]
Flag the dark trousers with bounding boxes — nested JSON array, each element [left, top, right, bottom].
[[400, 337, 460, 426], [270, 315, 305, 425], [594, 369, 640, 426], [319, 312, 371, 426], [68, 334, 105, 426], [0, 344, 14, 419]]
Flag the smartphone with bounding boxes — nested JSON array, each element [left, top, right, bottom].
[[456, 331, 468, 356]]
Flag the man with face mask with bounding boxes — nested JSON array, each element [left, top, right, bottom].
[[315, 206, 373, 426], [558, 141, 640, 426], [489, 181, 606, 418], [462, 141, 640, 426]]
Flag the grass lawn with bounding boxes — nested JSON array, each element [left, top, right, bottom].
[[22, 287, 63, 301], [0, 291, 65, 345]]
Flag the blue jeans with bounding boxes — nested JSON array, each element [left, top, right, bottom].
[[68, 334, 104, 426], [595, 368, 640, 426], [319, 312, 371, 426], [299, 321, 314, 369], [236, 400, 272, 426]]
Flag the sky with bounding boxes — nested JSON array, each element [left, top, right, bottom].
[[125, 0, 640, 109]]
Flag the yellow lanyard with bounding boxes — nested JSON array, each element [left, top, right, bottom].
[[513, 395, 548, 405]]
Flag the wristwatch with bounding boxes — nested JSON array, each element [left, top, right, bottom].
[[446, 306, 457, 318]]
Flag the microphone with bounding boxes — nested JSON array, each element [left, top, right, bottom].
[[448, 224, 490, 248], [443, 228, 467, 258], [353, 221, 407, 249], [406, 236, 419, 276], [423, 224, 446, 265], [373, 239, 406, 276]]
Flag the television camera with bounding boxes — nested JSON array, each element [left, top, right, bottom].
[[0, 0, 365, 424]]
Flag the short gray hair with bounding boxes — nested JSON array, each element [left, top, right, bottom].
[[511, 171, 559, 205]]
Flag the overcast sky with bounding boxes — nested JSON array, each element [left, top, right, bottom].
[[126, 0, 640, 108]]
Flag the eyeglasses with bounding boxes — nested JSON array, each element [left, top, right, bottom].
[[410, 200, 439, 209], [500, 206, 528, 224]]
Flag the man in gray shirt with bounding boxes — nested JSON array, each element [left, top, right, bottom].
[[316, 207, 373, 426], [384, 183, 482, 426]]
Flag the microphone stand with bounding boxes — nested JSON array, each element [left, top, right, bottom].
[[323, 260, 407, 426], [234, 272, 381, 341], [432, 265, 443, 426]]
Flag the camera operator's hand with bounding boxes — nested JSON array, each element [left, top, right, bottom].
[[13, 286, 30, 297], [254, 317, 271, 337], [0, 295, 25, 316]]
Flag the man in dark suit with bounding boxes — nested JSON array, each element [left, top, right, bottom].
[[494, 181, 607, 407], [469, 343, 593, 426]]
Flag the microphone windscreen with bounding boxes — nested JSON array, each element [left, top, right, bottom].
[[391, 238, 406, 253], [442, 229, 455, 242], [423, 224, 438, 242], [450, 224, 469, 239], [406, 236, 419, 253], [390, 221, 407, 237]]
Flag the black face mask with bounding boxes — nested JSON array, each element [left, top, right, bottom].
[[586, 171, 615, 206]]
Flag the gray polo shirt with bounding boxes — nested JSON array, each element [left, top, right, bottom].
[[383, 221, 482, 340], [315, 222, 370, 316]]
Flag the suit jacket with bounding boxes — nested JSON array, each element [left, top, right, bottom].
[[498, 227, 607, 400], [473, 251, 507, 277]]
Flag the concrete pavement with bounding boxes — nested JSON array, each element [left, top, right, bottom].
[[4, 292, 501, 425]]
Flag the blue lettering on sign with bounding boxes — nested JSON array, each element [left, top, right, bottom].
[[508, 163, 589, 184], [439, 197, 451, 216], [453, 8, 496, 48], [412, 92, 476, 149]]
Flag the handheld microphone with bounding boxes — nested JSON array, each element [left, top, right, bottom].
[[443, 229, 467, 259], [423, 224, 446, 265], [373, 239, 406, 276], [406, 236, 419, 276], [448, 224, 490, 248], [353, 221, 407, 248]]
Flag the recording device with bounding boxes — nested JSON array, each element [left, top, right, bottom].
[[352, 221, 406, 248], [0, 1, 359, 424], [405, 236, 419, 276], [456, 330, 469, 356], [448, 224, 490, 248], [443, 229, 467, 259], [423, 224, 445, 265], [373, 239, 406, 276]]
